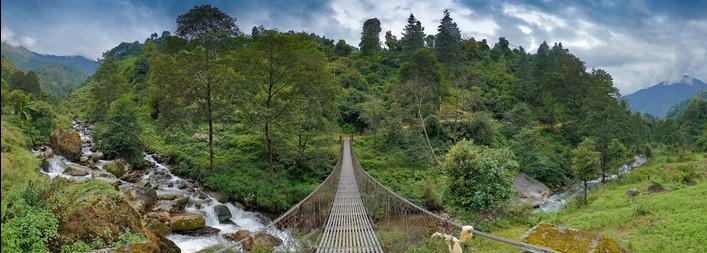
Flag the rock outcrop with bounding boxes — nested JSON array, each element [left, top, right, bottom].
[[514, 173, 550, 199], [119, 184, 158, 213], [521, 223, 626, 253], [169, 213, 206, 231], [50, 128, 82, 162], [104, 158, 132, 177]]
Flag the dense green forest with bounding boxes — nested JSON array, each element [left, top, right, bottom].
[[2, 5, 705, 253]]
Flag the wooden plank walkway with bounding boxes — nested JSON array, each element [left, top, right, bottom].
[[317, 140, 384, 253]]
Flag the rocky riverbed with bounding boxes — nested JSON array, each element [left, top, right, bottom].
[[36, 121, 290, 252]]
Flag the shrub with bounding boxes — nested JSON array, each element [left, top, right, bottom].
[[98, 96, 144, 168], [444, 140, 516, 213]]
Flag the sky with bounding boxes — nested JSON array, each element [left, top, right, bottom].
[[1, 0, 706, 95]]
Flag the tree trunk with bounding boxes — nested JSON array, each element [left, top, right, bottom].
[[418, 106, 439, 165], [265, 122, 273, 178], [206, 54, 215, 172], [583, 181, 588, 204]]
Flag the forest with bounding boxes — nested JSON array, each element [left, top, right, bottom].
[[1, 4, 706, 253]]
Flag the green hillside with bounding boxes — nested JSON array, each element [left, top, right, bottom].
[[1, 42, 92, 96]]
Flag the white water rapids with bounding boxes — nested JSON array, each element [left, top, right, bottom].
[[36, 122, 296, 252]]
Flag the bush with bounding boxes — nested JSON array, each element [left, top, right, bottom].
[[444, 140, 516, 213], [98, 96, 144, 168]]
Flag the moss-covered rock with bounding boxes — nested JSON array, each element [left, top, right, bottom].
[[118, 184, 157, 213], [104, 158, 131, 177], [64, 165, 91, 177], [49, 128, 82, 162], [521, 223, 626, 253], [145, 218, 172, 237], [169, 213, 205, 231], [242, 233, 283, 251]]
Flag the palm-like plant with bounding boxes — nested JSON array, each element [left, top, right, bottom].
[[16, 93, 38, 126]]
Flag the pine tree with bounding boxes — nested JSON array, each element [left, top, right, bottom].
[[434, 10, 462, 67], [401, 14, 425, 52]]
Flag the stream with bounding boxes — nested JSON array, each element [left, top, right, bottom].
[[35, 121, 292, 252], [533, 155, 648, 213]]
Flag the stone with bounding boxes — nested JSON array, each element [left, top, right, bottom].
[[169, 213, 206, 231], [104, 158, 132, 178], [224, 229, 251, 241], [152, 152, 169, 164], [43, 150, 54, 158], [68, 177, 91, 184], [193, 133, 209, 142], [174, 226, 220, 236], [119, 184, 158, 213], [214, 205, 232, 223], [142, 159, 156, 169], [514, 173, 551, 199], [120, 170, 143, 183], [242, 233, 284, 251], [626, 188, 639, 197], [80, 155, 89, 163], [91, 152, 104, 161], [158, 212, 171, 222], [145, 218, 172, 237], [159, 194, 177, 201], [521, 223, 626, 253], [49, 128, 82, 162], [208, 190, 229, 203], [64, 165, 91, 177]]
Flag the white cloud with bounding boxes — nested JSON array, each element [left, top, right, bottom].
[[502, 4, 566, 32], [1, 26, 36, 47]]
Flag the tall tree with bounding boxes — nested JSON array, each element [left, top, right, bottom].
[[89, 52, 128, 122], [434, 9, 462, 67], [384, 31, 399, 51], [359, 97, 386, 144], [395, 48, 444, 163], [571, 138, 601, 204], [172, 4, 238, 171], [234, 30, 332, 178], [98, 96, 144, 168], [359, 18, 382, 56], [401, 14, 425, 52], [334, 40, 352, 57]]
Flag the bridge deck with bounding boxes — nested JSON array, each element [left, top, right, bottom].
[[317, 140, 384, 253]]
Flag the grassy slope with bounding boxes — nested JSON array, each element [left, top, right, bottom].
[[467, 153, 707, 253]]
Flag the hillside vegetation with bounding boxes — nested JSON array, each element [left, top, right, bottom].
[[1, 4, 705, 252]]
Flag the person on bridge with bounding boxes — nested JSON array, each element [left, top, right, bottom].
[[432, 225, 474, 253]]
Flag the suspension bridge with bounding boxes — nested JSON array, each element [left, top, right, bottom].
[[214, 137, 561, 253]]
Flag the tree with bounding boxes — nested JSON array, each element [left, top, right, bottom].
[[359, 97, 386, 144], [169, 5, 238, 171], [384, 31, 399, 51], [98, 96, 143, 168], [401, 14, 425, 52], [571, 138, 601, 204], [444, 140, 516, 214], [175, 4, 239, 43], [359, 18, 382, 56], [334, 40, 352, 57], [604, 138, 629, 178], [89, 52, 128, 122], [434, 10, 462, 67], [9, 71, 43, 99], [234, 31, 332, 178], [395, 48, 444, 163]]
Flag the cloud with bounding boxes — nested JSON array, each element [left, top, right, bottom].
[[1, 26, 36, 47], [1, 0, 705, 94]]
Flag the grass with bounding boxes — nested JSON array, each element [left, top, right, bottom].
[[467, 152, 707, 253]]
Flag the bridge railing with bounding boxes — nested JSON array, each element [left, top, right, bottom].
[[349, 138, 562, 253]]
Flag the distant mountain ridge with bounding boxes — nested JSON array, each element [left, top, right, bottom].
[[1, 42, 98, 96], [622, 75, 707, 117]]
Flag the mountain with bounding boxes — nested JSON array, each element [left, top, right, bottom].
[[622, 75, 707, 117], [1, 42, 98, 96], [666, 90, 707, 118]]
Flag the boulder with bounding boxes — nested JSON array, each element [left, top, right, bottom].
[[514, 173, 551, 199], [208, 190, 229, 203], [80, 155, 90, 163], [214, 205, 232, 223], [43, 150, 55, 158], [169, 213, 206, 231], [68, 177, 92, 184], [145, 218, 172, 237], [49, 128, 82, 162], [243, 233, 283, 251], [224, 229, 251, 241], [521, 223, 626, 253], [120, 170, 144, 183], [90, 152, 104, 161], [193, 133, 209, 142], [158, 194, 177, 201], [152, 152, 169, 164], [626, 188, 639, 197], [119, 184, 158, 213], [64, 165, 91, 177], [104, 158, 132, 178], [174, 226, 220, 236]]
